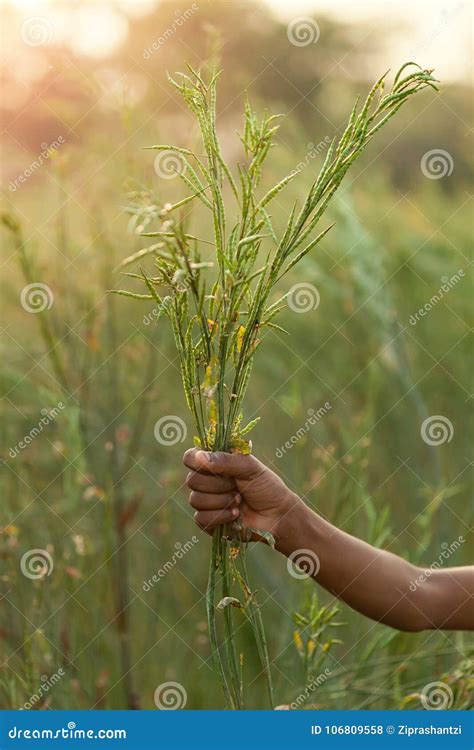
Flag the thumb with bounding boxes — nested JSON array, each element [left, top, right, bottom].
[[195, 450, 263, 480]]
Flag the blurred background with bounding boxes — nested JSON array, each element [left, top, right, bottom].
[[0, 0, 472, 710]]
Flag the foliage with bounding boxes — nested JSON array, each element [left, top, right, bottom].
[[114, 63, 438, 708]]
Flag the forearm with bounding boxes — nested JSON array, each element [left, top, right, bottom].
[[275, 499, 473, 631]]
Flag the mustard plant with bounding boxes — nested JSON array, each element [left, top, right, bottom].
[[115, 62, 438, 708]]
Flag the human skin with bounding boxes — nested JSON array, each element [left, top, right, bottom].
[[183, 448, 474, 632]]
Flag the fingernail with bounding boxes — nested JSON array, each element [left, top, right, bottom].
[[232, 508, 239, 517], [196, 450, 213, 463]]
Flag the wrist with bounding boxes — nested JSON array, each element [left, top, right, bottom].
[[274, 492, 311, 555]]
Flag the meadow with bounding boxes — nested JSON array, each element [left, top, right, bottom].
[[0, 0, 472, 710]]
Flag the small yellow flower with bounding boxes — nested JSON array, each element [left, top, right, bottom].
[[236, 325, 246, 352], [293, 630, 304, 655]]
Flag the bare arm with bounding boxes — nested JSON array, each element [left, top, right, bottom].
[[277, 500, 473, 631], [183, 449, 474, 632]]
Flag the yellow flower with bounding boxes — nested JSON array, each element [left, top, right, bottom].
[[293, 630, 304, 655], [236, 325, 246, 352]]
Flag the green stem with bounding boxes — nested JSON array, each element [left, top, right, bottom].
[[240, 548, 275, 708], [221, 533, 243, 709], [206, 526, 235, 708]]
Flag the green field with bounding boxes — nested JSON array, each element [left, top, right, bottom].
[[1, 0, 472, 711]]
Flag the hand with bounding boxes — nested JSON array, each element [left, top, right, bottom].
[[183, 448, 301, 541]]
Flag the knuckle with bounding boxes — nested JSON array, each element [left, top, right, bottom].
[[186, 471, 199, 489], [189, 491, 203, 510], [183, 448, 195, 467], [194, 511, 204, 529]]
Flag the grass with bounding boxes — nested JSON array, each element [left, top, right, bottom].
[[114, 62, 439, 708]]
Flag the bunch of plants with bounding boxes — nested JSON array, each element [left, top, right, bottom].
[[115, 62, 438, 708]]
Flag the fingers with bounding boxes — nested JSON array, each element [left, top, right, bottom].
[[189, 490, 240, 511], [194, 506, 239, 533], [186, 470, 235, 494], [183, 447, 263, 480]]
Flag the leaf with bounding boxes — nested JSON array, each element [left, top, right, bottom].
[[243, 527, 275, 549]]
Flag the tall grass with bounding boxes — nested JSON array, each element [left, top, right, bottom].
[[114, 62, 439, 708]]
